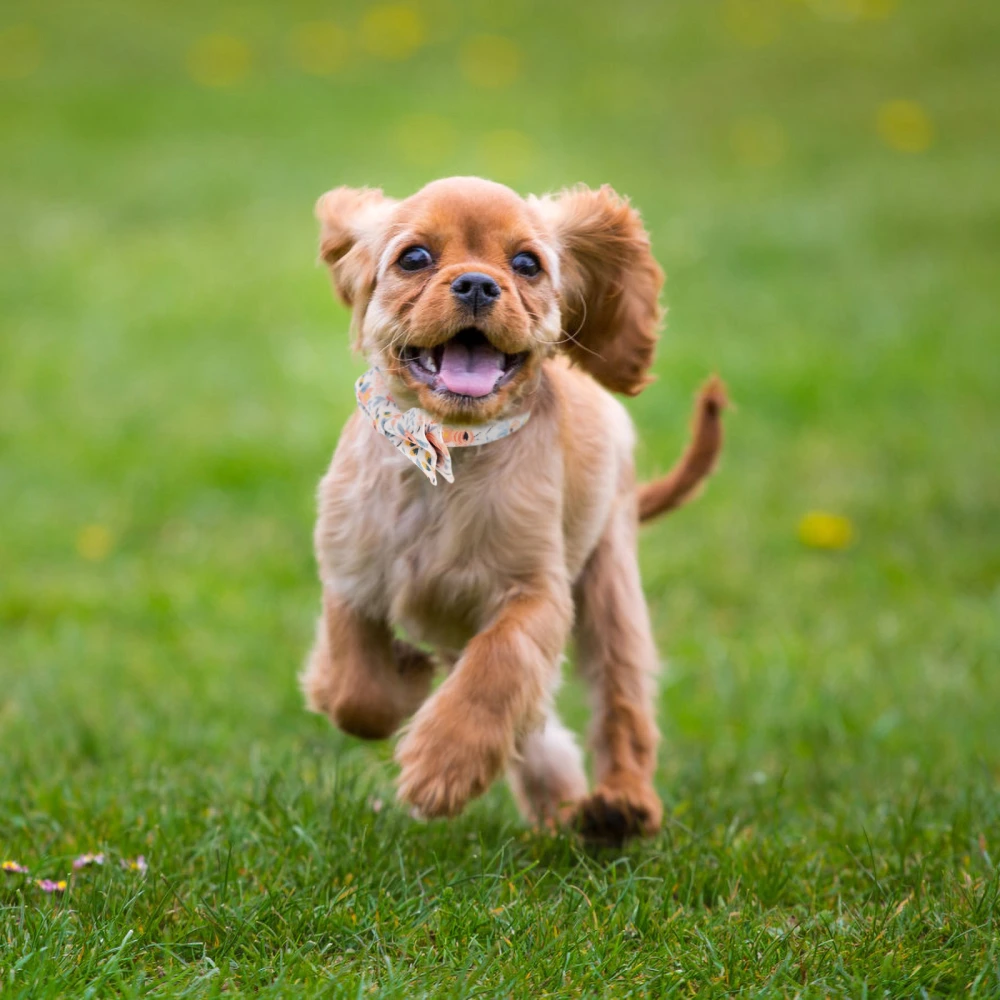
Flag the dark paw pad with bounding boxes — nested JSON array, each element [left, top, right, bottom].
[[576, 795, 650, 847]]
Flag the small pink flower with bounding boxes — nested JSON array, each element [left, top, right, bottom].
[[36, 879, 67, 893], [72, 853, 105, 870], [2, 860, 29, 875], [121, 855, 148, 875]]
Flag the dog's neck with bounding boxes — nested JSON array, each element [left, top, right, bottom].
[[355, 367, 532, 486]]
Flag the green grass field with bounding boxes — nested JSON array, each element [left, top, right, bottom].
[[2, 0, 999, 995]]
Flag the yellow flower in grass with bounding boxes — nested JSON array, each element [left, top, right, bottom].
[[859, 0, 896, 18], [877, 100, 933, 154], [77, 524, 112, 561], [0, 24, 42, 80], [458, 35, 521, 89], [121, 855, 148, 875], [187, 34, 251, 88], [723, 0, 781, 47], [360, 4, 424, 61], [798, 511, 855, 550]]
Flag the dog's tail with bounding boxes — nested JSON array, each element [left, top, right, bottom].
[[637, 376, 728, 524]]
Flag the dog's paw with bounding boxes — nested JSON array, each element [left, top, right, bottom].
[[395, 699, 509, 818], [573, 775, 663, 847]]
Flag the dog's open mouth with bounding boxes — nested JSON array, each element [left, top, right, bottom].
[[401, 328, 528, 399]]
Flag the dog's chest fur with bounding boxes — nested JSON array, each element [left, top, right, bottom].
[[316, 417, 562, 652], [314, 363, 632, 654]]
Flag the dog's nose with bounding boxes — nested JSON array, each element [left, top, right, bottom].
[[450, 272, 501, 313]]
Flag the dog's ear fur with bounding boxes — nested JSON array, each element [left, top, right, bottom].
[[532, 185, 663, 396], [315, 187, 397, 340]]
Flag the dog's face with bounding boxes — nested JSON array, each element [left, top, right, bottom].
[[317, 176, 664, 422], [358, 179, 559, 422]]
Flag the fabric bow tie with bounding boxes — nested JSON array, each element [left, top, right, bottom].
[[355, 367, 530, 485]]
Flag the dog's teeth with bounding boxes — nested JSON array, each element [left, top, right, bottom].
[[419, 348, 438, 373]]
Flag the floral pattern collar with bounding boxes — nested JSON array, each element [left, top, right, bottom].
[[355, 367, 530, 485]]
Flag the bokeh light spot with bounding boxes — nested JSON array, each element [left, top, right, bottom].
[[859, 0, 897, 19], [478, 130, 535, 183], [77, 524, 113, 562], [804, 0, 863, 21], [394, 114, 457, 167], [287, 21, 348, 76], [0, 24, 42, 80], [458, 35, 521, 89], [361, 4, 425, 61], [723, 0, 781, 47], [186, 34, 251, 88], [798, 511, 855, 551], [877, 100, 933, 153], [731, 115, 787, 167]]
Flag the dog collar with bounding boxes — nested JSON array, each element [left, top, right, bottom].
[[355, 367, 530, 485]]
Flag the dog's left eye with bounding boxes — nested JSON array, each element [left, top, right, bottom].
[[511, 251, 541, 277], [398, 246, 434, 271]]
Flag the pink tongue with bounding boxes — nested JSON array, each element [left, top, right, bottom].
[[437, 340, 504, 397]]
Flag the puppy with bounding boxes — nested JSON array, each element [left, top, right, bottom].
[[302, 177, 725, 844]]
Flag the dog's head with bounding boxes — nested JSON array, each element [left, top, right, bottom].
[[316, 176, 663, 423]]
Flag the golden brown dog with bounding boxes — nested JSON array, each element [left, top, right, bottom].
[[302, 176, 725, 843]]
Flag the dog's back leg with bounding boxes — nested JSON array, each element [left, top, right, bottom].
[[301, 591, 436, 740], [572, 501, 664, 844], [507, 711, 588, 828]]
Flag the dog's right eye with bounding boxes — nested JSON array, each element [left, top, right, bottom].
[[398, 246, 434, 271]]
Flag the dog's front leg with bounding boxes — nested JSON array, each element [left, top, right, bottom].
[[396, 583, 572, 818], [302, 591, 436, 740]]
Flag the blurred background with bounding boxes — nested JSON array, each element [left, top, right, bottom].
[[1, 0, 998, 821]]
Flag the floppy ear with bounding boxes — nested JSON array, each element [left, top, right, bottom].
[[315, 186, 397, 334], [533, 185, 663, 396]]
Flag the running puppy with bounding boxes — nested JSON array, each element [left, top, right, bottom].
[[303, 177, 725, 844]]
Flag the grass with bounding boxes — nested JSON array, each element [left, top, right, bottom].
[[2, 0, 999, 995]]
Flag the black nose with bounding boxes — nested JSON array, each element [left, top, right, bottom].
[[450, 272, 501, 313]]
